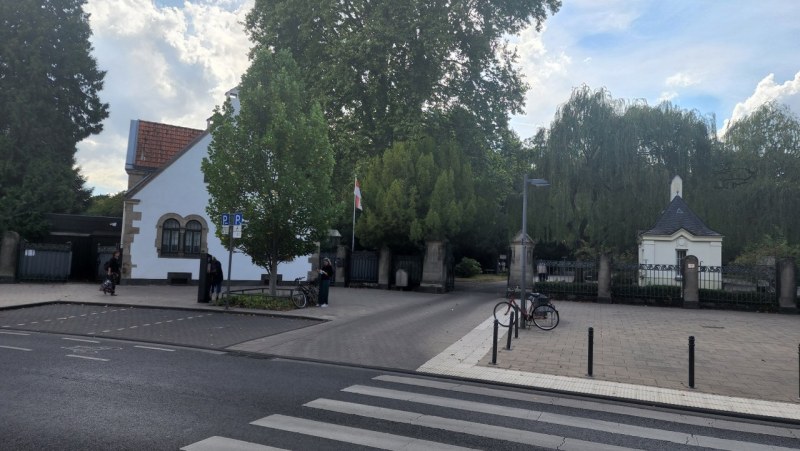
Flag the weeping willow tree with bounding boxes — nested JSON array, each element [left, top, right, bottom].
[[713, 102, 800, 260], [526, 86, 718, 254]]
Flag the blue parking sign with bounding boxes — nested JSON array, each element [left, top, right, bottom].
[[234, 212, 244, 225], [221, 214, 230, 226]]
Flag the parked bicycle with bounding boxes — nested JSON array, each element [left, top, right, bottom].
[[493, 286, 559, 330], [291, 277, 319, 308]]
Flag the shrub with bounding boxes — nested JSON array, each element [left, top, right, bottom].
[[455, 257, 482, 277], [212, 294, 296, 310]]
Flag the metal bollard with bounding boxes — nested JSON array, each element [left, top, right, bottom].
[[797, 343, 799, 399], [689, 336, 695, 389], [514, 307, 519, 339], [588, 327, 594, 377], [491, 320, 498, 365], [506, 312, 514, 350]]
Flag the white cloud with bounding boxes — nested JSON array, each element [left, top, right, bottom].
[[665, 72, 701, 88], [721, 71, 800, 135], [78, 0, 253, 194]]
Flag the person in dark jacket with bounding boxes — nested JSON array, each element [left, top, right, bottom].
[[106, 250, 121, 296], [317, 258, 334, 307], [210, 256, 224, 301]]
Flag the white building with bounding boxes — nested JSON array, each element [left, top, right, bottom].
[[120, 90, 312, 284], [638, 176, 722, 288]]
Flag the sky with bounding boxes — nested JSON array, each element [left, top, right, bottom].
[[79, 0, 800, 195]]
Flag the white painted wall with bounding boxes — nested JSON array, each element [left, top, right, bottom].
[[638, 231, 722, 288], [127, 134, 311, 282]]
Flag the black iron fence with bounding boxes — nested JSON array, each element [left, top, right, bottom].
[[529, 259, 781, 310], [532, 259, 598, 297]]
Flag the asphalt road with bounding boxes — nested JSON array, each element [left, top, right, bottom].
[[2, 331, 798, 450]]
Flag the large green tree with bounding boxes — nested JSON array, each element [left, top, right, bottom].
[[245, 0, 561, 198], [0, 0, 107, 238], [202, 49, 335, 294]]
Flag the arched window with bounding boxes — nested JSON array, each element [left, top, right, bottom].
[[184, 220, 202, 255], [161, 219, 180, 254]]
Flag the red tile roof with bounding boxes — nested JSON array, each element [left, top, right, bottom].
[[134, 120, 205, 169]]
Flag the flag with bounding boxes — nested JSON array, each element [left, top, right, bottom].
[[354, 178, 363, 210]]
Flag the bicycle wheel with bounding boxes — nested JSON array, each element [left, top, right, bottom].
[[493, 301, 517, 327], [291, 290, 307, 308], [532, 304, 559, 330]]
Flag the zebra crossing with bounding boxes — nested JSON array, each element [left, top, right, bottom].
[[182, 374, 800, 450]]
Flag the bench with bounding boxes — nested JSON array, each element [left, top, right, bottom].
[[167, 272, 192, 285]]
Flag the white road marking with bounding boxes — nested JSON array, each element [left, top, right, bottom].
[[308, 399, 639, 451], [181, 436, 287, 451], [134, 345, 175, 352], [66, 354, 109, 361], [0, 331, 30, 336], [373, 375, 800, 438], [61, 338, 100, 343], [0, 345, 32, 351], [344, 385, 800, 451], [252, 414, 476, 450]]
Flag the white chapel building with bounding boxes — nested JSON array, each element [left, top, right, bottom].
[[638, 176, 722, 288]]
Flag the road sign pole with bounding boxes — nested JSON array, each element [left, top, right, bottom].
[[226, 228, 233, 310]]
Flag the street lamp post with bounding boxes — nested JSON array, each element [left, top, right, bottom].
[[520, 175, 549, 329]]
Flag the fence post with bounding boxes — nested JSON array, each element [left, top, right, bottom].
[[588, 327, 594, 377], [689, 336, 695, 388], [506, 312, 514, 350], [491, 320, 498, 365]]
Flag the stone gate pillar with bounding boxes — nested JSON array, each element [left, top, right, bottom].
[[419, 240, 447, 293], [778, 258, 797, 313], [597, 253, 612, 303], [378, 246, 392, 290], [335, 245, 348, 287], [0, 231, 20, 282], [682, 255, 699, 309]]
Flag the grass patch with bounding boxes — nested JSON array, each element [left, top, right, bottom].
[[212, 294, 296, 310]]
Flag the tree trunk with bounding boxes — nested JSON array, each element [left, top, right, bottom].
[[269, 260, 278, 296]]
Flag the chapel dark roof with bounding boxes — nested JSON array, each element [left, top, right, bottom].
[[642, 195, 721, 237]]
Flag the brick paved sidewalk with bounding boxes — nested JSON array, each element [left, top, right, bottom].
[[479, 301, 800, 404]]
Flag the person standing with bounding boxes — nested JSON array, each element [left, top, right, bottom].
[[317, 258, 334, 307], [106, 250, 121, 296], [210, 256, 224, 302], [537, 260, 548, 282]]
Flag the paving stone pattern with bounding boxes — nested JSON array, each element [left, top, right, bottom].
[[479, 301, 800, 403]]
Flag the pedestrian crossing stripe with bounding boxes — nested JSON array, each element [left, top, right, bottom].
[[341, 384, 800, 451], [181, 436, 287, 450], [183, 376, 800, 451], [252, 414, 476, 451], [305, 398, 637, 451], [373, 375, 800, 438]]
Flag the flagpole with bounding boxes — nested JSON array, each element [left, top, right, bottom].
[[352, 175, 356, 252]]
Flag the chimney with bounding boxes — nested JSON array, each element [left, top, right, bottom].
[[670, 175, 683, 200]]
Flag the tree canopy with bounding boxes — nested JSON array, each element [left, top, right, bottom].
[[0, 0, 107, 238], [245, 0, 561, 188], [520, 86, 800, 262], [202, 49, 335, 293], [357, 134, 477, 250]]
